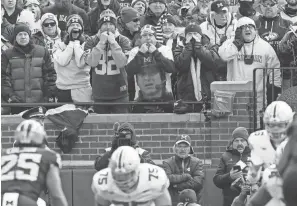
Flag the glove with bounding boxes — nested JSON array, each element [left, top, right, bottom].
[[107, 32, 117, 44], [63, 34, 71, 45], [233, 27, 244, 51], [99, 32, 108, 45], [139, 43, 149, 53], [8, 95, 23, 103], [148, 43, 156, 53]]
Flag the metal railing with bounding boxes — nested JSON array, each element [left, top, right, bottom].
[[253, 67, 297, 131]]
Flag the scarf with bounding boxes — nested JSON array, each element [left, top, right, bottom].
[[190, 57, 202, 101]]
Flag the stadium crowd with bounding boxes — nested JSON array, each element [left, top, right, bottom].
[[1, 0, 297, 115]]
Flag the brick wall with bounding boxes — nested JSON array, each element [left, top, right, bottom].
[[1, 81, 256, 167]]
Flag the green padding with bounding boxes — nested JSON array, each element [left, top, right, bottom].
[[202, 168, 223, 206], [72, 169, 97, 206], [61, 170, 73, 206]]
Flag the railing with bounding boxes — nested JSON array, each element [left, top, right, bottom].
[[252, 67, 297, 131]]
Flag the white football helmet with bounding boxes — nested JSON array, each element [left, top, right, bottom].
[[14, 119, 47, 145], [109, 146, 141, 192], [263, 101, 294, 142]]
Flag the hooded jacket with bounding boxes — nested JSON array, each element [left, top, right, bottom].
[[87, 0, 121, 35], [94, 122, 155, 171], [200, 12, 237, 46], [213, 138, 250, 206]]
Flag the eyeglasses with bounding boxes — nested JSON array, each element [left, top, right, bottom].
[[132, 18, 140, 23], [241, 24, 255, 30], [43, 22, 56, 27]]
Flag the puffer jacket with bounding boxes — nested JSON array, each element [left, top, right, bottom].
[[1, 43, 56, 103], [163, 155, 204, 206], [213, 142, 251, 206]]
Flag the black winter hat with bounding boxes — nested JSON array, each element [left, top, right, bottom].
[[185, 23, 202, 36], [14, 23, 31, 39]]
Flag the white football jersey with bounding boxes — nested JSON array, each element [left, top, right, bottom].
[[248, 130, 278, 167], [92, 163, 169, 206]]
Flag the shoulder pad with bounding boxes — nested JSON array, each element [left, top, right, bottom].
[[249, 130, 268, 142], [139, 163, 169, 192], [92, 168, 111, 194], [135, 147, 146, 155]]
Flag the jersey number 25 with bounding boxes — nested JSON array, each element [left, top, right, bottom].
[[1, 153, 42, 181]]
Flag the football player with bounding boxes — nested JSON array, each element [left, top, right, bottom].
[[1, 120, 68, 206], [92, 146, 172, 206], [246, 101, 294, 205]]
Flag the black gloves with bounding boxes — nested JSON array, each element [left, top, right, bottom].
[[233, 27, 244, 51]]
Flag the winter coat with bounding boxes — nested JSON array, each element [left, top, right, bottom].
[[87, 0, 121, 35], [1, 43, 56, 103], [213, 143, 251, 206], [173, 37, 224, 101], [163, 155, 204, 206], [84, 31, 130, 100], [117, 17, 142, 47]]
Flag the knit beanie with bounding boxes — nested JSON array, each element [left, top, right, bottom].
[[41, 13, 58, 26], [24, 0, 40, 7], [232, 127, 249, 140], [237, 16, 256, 28], [97, 9, 117, 29], [131, 0, 147, 7], [66, 14, 84, 33], [121, 7, 140, 23], [185, 23, 202, 36], [140, 24, 156, 36], [14, 22, 31, 39], [149, 0, 166, 5], [160, 14, 177, 26]]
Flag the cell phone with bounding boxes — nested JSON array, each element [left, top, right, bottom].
[[233, 165, 241, 172]]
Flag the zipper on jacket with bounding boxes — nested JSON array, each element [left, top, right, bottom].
[[182, 159, 185, 174]]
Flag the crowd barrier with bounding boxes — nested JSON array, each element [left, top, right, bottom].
[[252, 67, 297, 130], [58, 168, 223, 206]]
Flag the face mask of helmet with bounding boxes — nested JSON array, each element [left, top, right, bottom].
[[112, 169, 139, 192], [265, 122, 289, 142]]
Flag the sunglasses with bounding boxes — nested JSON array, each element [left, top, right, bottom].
[[43, 22, 56, 27], [262, 2, 276, 7], [132, 18, 140, 23], [241, 24, 255, 30]]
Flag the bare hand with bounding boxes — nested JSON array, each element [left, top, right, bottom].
[[148, 43, 156, 53], [230, 168, 242, 180], [241, 185, 251, 196], [139, 43, 149, 53]]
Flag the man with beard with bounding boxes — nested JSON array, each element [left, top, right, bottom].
[[213, 127, 250, 206], [94, 122, 155, 171], [280, 0, 297, 23], [126, 24, 175, 113], [41, 0, 89, 39]]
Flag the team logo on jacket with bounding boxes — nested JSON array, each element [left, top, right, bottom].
[[261, 32, 279, 42]]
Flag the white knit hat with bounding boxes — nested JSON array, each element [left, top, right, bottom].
[[40, 13, 58, 26], [237, 17, 256, 28]]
